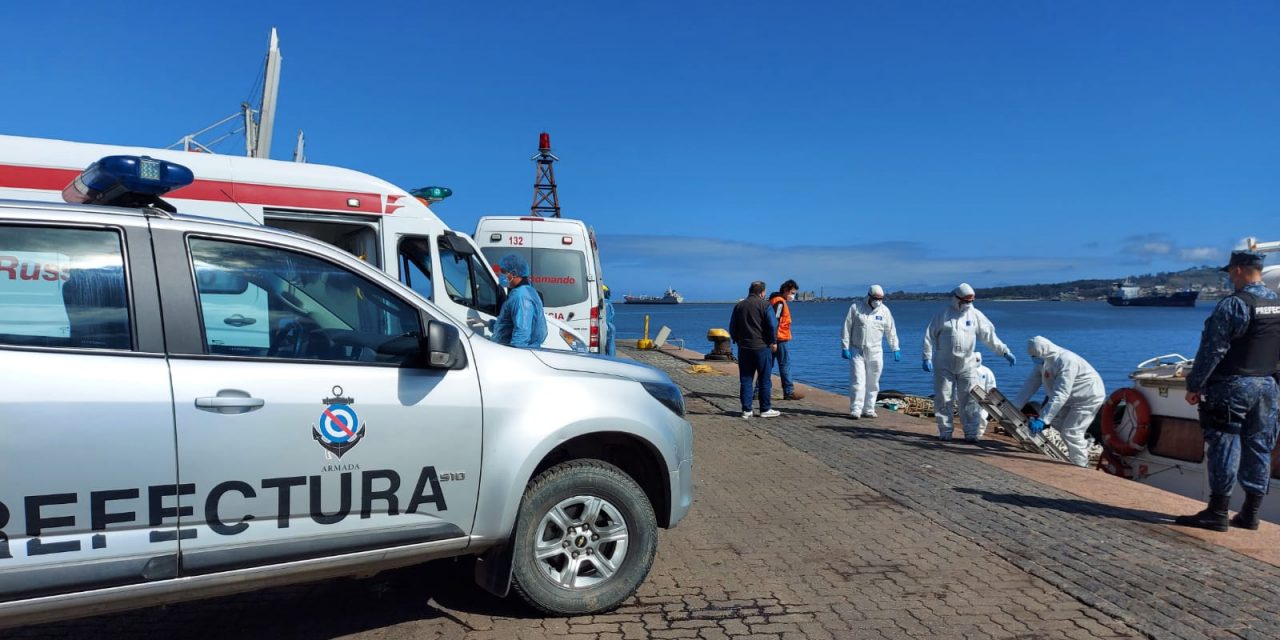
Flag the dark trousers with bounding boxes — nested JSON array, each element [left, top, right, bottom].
[[738, 346, 774, 413], [773, 340, 793, 395], [1200, 376, 1279, 497]]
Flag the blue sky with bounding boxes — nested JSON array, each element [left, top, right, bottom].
[[3, 1, 1277, 300]]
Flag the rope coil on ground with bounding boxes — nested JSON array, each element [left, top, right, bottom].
[[899, 395, 935, 418]]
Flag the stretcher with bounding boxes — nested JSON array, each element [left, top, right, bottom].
[[969, 385, 1073, 462]]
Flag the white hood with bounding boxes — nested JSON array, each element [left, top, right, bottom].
[[531, 350, 675, 386], [1027, 336, 1061, 360]]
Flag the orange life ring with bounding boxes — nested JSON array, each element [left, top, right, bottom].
[[1100, 388, 1151, 456]]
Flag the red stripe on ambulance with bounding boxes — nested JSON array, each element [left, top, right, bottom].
[[0, 164, 388, 214]]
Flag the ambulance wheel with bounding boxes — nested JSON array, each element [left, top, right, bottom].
[[511, 459, 657, 616]]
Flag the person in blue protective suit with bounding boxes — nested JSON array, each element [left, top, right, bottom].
[[1013, 336, 1106, 467], [491, 253, 548, 348], [602, 283, 617, 356], [922, 283, 1016, 442], [1176, 250, 1280, 532]]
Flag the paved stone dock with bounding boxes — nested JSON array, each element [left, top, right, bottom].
[[15, 345, 1280, 639]]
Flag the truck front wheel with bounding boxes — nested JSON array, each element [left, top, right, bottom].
[[511, 459, 657, 615]]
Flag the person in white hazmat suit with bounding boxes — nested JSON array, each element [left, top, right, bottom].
[[922, 283, 1016, 442], [841, 285, 900, 418], [1013, 336, 1106, 467], [973, 352, 997, 437]]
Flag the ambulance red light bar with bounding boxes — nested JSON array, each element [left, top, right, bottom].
[[62, 155, 194, 212], [562, 236, 573, 245]]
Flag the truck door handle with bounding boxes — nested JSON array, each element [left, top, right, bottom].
[[195, 393, 265, 414]]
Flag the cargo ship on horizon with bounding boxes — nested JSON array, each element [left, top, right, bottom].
[[624, 287, 684, 305], [1106, 282, 1198, 307]]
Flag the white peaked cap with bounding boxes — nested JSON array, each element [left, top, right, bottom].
[[868, 284, 885, 297], [953, 283, 975, 297]]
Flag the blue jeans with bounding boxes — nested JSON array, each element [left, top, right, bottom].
[[738, 346, 774, 413], [1200, 376, 1279, 497], [773, 340, 793, 395]]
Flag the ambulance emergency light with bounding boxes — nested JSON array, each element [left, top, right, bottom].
[[62, 155, 195, 212], [411, 186, 453, 204]]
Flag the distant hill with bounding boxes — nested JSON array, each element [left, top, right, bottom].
[[871, 266, 1228, 301]]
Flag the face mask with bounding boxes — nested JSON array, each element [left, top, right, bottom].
[[787, 293, 796, 301], [869, 298, 881, 308], [1031, 356, 1044, 365], [959, 301, 973, 311], [499, 274, 511, 288]]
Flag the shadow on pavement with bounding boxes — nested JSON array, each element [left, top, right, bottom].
[[952, 487, 1175, 525], [13, 559, 537, 640]]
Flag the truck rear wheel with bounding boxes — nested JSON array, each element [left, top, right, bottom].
[[511, 459, 657, 615]]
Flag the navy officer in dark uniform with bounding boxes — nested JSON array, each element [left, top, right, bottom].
[[1176, 250, 1280, 531]]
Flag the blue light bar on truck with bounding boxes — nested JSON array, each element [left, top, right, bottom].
[[62, 155, 195, 210]]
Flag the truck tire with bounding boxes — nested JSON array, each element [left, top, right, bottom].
[[511, 459, 657, 615]]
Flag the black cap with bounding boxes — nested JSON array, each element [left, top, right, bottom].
[[1221, 250, 1265, 272]]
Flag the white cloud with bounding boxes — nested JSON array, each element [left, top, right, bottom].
[[1123, 233, 1175, 257], [1178, 247, 1221, 263]]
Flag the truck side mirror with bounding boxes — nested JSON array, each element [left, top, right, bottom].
[[424, 320, 468, 369], [443, 231, 477, 256]]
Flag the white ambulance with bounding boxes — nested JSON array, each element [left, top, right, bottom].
[[0, 135, 587, 352], [475, 215, 609, 353]]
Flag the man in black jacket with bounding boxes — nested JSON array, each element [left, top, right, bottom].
[[729, 280, 780, 419]]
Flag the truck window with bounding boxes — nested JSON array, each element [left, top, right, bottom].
[[264, 217, 381, 268], [398, 237, 433, 301], [0, 225, 130, 350], [197, 281, 271, 352], [481, 247, 588, 308], [440, 239, 500, 316], [190, 238, 421, 363]]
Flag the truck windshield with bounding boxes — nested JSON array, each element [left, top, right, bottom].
[[481, 247, 588, 308], [440, 239, 500, 316]]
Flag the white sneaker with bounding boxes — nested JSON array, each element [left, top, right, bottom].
[[741, 411, 752, 420], [862, 410, 878, 418], [759, 409, 780, 418]]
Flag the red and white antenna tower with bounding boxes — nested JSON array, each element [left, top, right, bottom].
[[530, 132, 561, 218]]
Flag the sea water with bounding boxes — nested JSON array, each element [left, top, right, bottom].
[[613, 300, 1207, 398]]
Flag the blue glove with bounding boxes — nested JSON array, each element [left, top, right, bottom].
[[893, 350, 901, 362], [922, 360, 933, 373], [1004, 352, 1017, 366], [841, 349, 851, 360], [1028, 418, 1046, 434]]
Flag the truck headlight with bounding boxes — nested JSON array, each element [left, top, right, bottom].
[[642, 381, 685, 417]]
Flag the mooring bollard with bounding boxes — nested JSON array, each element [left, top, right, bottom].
[[637, 314, 655, 350], [705, 328, 734, 361]]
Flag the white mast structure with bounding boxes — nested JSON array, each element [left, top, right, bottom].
[[170, 27, 301, 161]]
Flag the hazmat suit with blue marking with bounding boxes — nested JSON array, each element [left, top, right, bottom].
[[922, 283, 1014, 442]]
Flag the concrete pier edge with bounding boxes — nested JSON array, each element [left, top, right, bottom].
[[622, 340, 1280, 568]]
